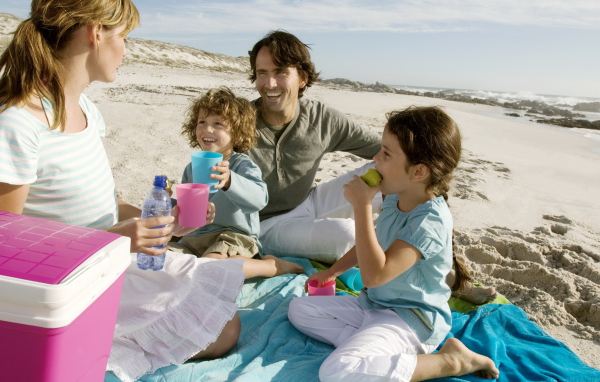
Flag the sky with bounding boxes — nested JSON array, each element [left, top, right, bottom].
[[3, 0, 600, 98]]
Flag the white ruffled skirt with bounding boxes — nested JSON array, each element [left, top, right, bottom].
[[106, 251, 245, 382]]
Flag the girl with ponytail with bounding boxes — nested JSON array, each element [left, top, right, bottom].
[[288, 106, 499, 381], [385, 107, 497, 304]]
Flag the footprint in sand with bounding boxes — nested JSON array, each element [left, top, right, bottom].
[[452, 150, 510, 202], [550, 224, 569, 235], [543, 214, 573, 225]]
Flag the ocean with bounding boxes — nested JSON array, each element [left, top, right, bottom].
[[390, 85, 600, 122]]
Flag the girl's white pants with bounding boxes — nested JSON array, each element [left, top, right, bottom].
[[288, 296, 437, 382]]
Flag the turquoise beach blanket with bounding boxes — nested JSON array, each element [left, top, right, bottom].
[[105, 258, 600, 382]]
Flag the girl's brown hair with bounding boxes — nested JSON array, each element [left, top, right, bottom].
[[0, 0, 140, 131], [181, 87, 258, 153], [386, 105, 472, 291]]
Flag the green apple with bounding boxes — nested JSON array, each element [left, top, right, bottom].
[[360, 168, 382, 187]]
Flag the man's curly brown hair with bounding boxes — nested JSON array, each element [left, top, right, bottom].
[[181, 87, 257, 153]]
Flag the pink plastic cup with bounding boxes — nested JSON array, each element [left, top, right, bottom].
[[307, 279, 336, 296], [175, 183, 210, 228]]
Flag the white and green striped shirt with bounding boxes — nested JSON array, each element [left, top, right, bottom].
[[0, 94, 118, 229]]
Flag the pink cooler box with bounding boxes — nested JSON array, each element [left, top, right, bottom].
[[0, 211, 131, 382]]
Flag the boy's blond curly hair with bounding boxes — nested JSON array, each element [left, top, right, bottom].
[[181, 87, 257, 153]]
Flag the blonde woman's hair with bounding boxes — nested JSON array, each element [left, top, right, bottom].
[[181, 87, 258, 153], [0, 0, 140, 131]]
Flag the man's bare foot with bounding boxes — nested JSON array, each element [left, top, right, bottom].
[[263, 255, 304, 276], [453, 283, 498, 305], [437, 338, 499, 380]]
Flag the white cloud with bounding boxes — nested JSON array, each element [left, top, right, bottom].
[[137, 0, 600, 36]]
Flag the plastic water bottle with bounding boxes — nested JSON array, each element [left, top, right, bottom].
[[137, 175, 172, 271]]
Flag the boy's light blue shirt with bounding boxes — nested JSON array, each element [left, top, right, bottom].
[[181, 152, 268, 252], [359, 194, 453, 345]]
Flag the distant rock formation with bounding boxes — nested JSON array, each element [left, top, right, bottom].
[[320, 78, 412, 95], [537, 118, 600, 130], [573, 102, 600, 113], [499, 100, 584, 118]]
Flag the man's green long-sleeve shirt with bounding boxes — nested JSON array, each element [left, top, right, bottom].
[[248, 97, 381, 221]]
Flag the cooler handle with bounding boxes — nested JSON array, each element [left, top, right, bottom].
[[60, 251, 109, 284]]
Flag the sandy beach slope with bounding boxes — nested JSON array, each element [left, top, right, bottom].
[[1, 13, 598, 370]]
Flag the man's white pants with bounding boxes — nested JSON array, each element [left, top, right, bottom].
[[288, 296, 436, 382], [259, 163, 383, 262]]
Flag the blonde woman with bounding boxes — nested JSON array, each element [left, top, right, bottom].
[[0, 1, 250, 380]]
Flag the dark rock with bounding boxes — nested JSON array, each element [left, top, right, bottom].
[[320, 78, 416, 96], [505, 113, 520, 117], [527, 106, 580, 118], [536, 118, 600, 130], [573, 101, 600, 113]]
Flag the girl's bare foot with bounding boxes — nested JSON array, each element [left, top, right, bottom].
[[263, 255, 304, 276], [453, 283, 498, 305], [437, 338, 499, 380]]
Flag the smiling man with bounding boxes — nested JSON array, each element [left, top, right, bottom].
[[247, 30, 381, 262]]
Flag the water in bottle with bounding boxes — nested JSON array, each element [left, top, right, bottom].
[[137, 175, 172, 270]]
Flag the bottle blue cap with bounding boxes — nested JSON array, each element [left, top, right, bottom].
[[153, 175, 167, 188]]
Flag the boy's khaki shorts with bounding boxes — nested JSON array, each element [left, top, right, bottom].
[[170, 230, 258, 258]]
